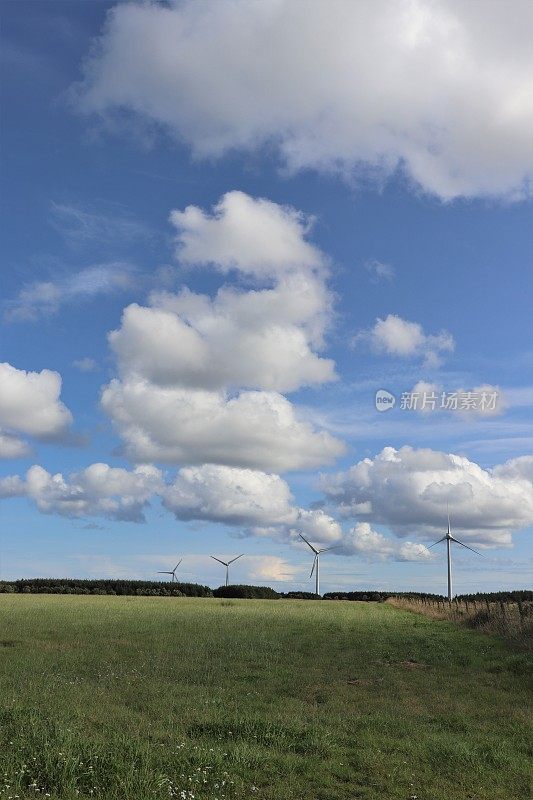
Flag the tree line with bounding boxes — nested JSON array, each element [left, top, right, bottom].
[[0, 579, 530, 602], [0, 578, 212, 597]]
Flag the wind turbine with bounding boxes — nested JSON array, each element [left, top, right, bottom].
[[157, 559, 182, 583], [210, 554, 244, 587], [298, 533, 338, 597], [428, 507, 482, 600]]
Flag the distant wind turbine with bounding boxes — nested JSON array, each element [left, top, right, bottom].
[[157, 559, 182, 583], [298, 533, 338, 597], [210, 554, 244, 587], [428, 507, 482, 600]]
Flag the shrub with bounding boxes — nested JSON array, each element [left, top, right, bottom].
[[322, 591, 387, 602], [214, 584, 280, 599], [466, 610, 492, 628]]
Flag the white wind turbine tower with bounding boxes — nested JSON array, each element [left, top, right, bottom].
[[210, 554, 244, 587], [157, 559, 182, 583], [298, 533, 338, 597], [428, 506, 482, 600]]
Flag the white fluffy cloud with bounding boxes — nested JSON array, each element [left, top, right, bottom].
[[0, 474, 26, 498], [398, 541, 434, 562], [8, 463, 163, 522], [1, 461, 296, 528], [0, 455, 438, 562], [0, 432, 31, 459], [109, 277, 335, 392], [0, 363, 73, 448], [322, 446, 533, 547], [102, 192, 343, 469], [76, 0, 533, 200], [355, 314, 454, 367], [0, 458, 342, 551], [101, 379, 344, 471], [290, 509, 343, 545], [494, 455, 533, 484], [162, 464, 294, 526], [340, 521, 433, 561], [170, 191, 324, 279]]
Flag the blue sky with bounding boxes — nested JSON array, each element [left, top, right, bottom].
[[1, 0, 532, 594]]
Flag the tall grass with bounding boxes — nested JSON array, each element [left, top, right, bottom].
[[387, 596, 533, 650]]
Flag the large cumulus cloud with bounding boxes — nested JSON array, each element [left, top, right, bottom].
[[109, 276, 335, 393], [322, 446, 533, 546], [75, 0, 533, 200], [101, 192, 344, 470], [2, 463, 163, 522], [162, 464, 295, 526], [101, 381, 343, 471]]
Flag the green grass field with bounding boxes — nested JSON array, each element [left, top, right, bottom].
[[0, 596, 531, 800]]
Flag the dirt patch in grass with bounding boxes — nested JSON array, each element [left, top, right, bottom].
[[369, 657, 428, 670], [398, 659, 428, 670]]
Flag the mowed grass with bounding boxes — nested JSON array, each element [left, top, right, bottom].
[[0, 596, 531, 800]]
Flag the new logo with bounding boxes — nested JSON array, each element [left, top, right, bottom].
[[375, 389, 396, 412]]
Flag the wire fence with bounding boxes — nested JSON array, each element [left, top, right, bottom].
[[387, 595, 533, 650]]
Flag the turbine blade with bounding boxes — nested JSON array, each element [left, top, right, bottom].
[[319, 545, 340, 552], [210, 556, 227, 566], [428, 536, 447, 548], [309, 555, 317, 579], [157, 571, 171, 574], [228, 554, 244, 564], [450, 536, 483, 556], [173, 560, 182, 571], [298, 533, 318, 553]]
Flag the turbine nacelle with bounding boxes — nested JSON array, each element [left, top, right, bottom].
[[429, 506, 483, 600], [429, 533, 482, 556], [298, 533, 339, 594], [210, 554, 245, 587], [157, 559, 183, 583]]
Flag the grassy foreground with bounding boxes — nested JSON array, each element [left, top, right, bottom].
[[0, 596, 531, 800]]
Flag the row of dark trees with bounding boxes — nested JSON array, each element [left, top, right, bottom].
[[0, 578, 212, 597], [453, 590, 533, 603], [1, 579, 531, 602]]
